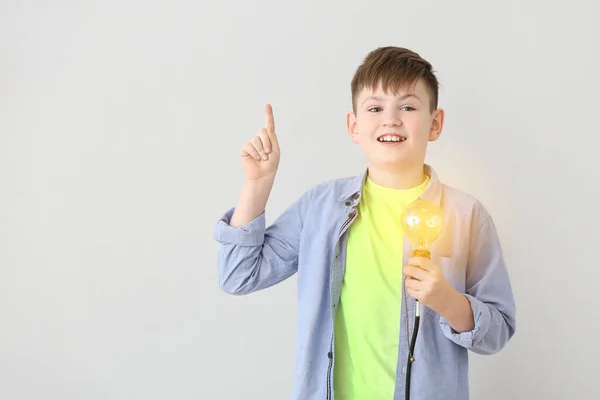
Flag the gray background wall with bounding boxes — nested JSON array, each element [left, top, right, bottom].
[[1, 0, 598, 399]]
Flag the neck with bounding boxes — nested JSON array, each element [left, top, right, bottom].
[[367, 163, 426, 189]]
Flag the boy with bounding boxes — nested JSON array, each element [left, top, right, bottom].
[[213, 46, 516, 400]]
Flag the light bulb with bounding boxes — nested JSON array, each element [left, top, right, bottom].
[[401, 198, 445, 259]]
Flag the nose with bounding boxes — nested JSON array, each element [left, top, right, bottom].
[[382, 108, 402, 127]]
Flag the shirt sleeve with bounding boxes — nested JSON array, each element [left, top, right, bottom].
[[213, 187, 313, 295], [439, 203, 517, 354]]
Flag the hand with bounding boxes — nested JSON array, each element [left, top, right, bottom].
[[240, 104, 281, 181], [403, 256, 456, 314]]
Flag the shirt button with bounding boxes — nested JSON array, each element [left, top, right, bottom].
[[353, 193, 360, 199], [345, 201, 351, 206]]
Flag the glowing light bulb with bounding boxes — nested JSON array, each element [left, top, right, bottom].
[[401, 197, 445, 396], [401, 198, 445, 259]]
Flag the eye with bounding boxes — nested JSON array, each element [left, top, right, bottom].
[[400, 106, 416, 111], [368, 107, 383, 112]]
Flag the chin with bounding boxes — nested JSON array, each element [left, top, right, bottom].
[[370, 158, 410, 170], [370, 157, 422, 170]]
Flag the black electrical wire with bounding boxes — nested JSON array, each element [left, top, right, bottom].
[[405, 314, 420, 399], [403, 271, 422, 400]]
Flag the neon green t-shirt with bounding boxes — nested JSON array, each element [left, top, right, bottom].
[[333, 173, 429, 399]]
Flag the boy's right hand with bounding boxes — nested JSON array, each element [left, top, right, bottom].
[[240, 104, 280, 181]]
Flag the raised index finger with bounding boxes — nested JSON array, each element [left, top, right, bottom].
[[264, 104, 279, 150], [265, 104, 275, 132]]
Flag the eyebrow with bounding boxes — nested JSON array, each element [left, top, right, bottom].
[[361, 94, 421, 106]]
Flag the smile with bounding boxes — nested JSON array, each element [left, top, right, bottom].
[[377, 135, 407, 142]]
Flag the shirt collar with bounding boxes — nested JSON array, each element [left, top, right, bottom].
[[337, 164, 443, 205]]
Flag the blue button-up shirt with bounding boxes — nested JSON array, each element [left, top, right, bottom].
[[213, 165, 516, 400]]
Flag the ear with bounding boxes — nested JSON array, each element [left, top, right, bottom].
[[428, 108, 445, 142], [347, 112, 360, 144]]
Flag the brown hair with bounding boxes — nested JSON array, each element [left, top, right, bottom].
[[351, 46, 439, 113]]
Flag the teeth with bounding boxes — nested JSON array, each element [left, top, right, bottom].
[[378, 135, 405, 142]]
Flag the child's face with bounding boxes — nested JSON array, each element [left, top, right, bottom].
[[347, 79, 444, 172]]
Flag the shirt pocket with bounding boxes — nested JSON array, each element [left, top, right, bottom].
[[437, 255, 467, 292]]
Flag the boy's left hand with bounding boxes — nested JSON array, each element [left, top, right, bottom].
[[403, 256, 456, 314]]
